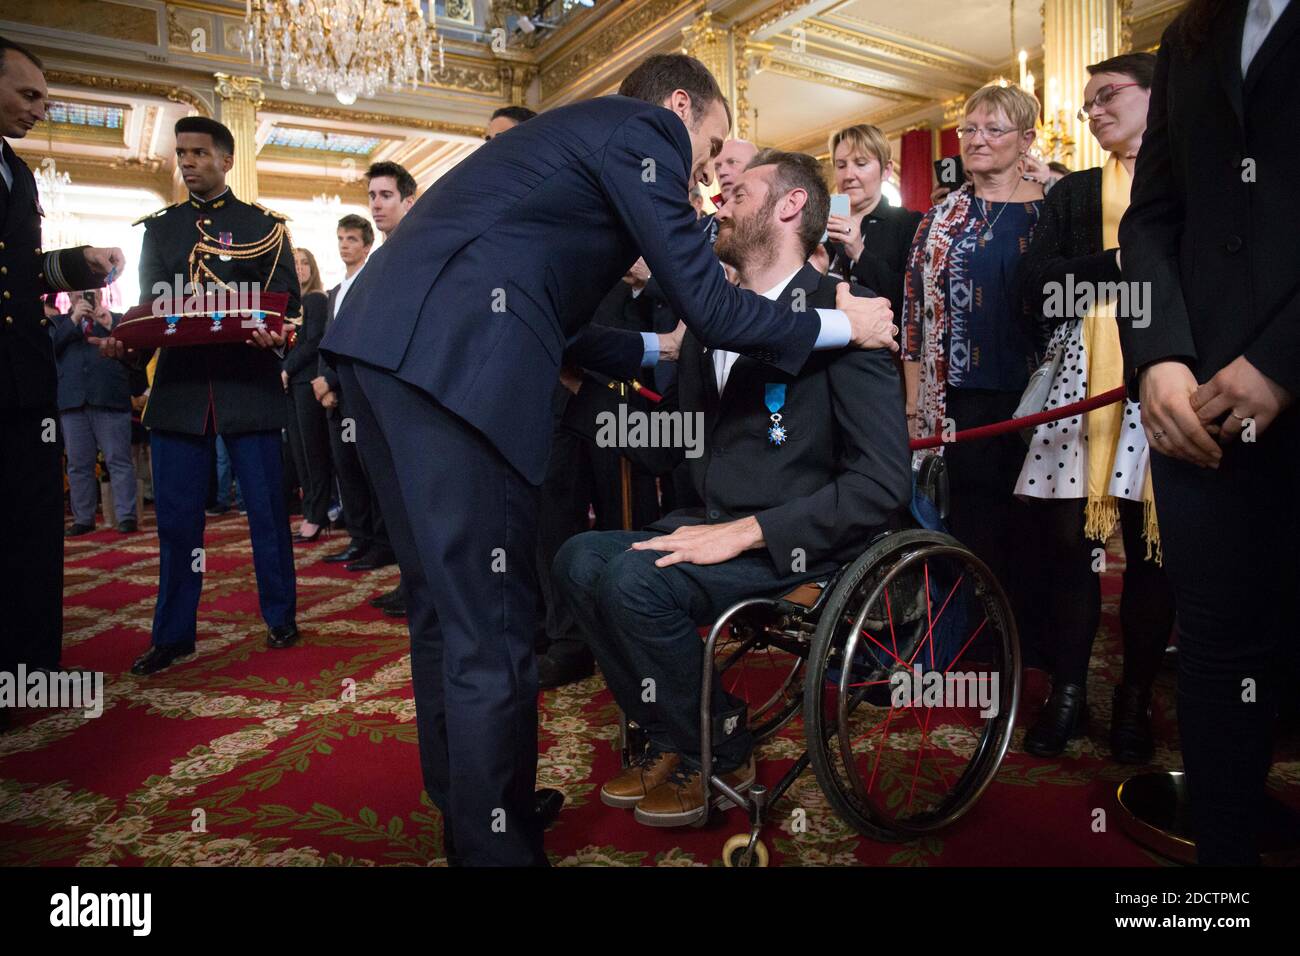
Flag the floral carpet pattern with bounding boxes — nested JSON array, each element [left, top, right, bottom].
[[2, 510, 1296, 867]]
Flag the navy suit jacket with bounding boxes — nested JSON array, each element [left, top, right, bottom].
[[319, 95, 823, 485]]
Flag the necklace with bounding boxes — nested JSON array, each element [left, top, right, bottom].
[[973, 179, 1020, 242]]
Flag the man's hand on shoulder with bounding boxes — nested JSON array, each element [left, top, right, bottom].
[[656, 320, 686, 363], [837, 282, 898, 352]]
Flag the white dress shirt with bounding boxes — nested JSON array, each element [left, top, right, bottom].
[[712, 266, 804, 395], [0, 142, 13, 191], [1242, 0, 1292, 75], [333, 264, 365, 318]]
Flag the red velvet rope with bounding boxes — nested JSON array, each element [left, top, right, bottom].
[[908, 386, 1128, 451], [621, 380, 1129, 453]]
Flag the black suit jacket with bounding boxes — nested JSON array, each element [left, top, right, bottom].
[[285, 290, 329, 385], [826, 196, 923, 322], [1119, 1, 1300, 398], [320, 95, 826, 486], [564, 264, 911, 575], [1019, 167, 1121, 334], [0, 140, 103, 410]]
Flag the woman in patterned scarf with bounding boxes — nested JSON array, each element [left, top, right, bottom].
[[1015, 53, 1175, 763], [902, 83, 1045, 667]]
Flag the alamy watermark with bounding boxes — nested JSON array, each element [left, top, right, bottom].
[[595, 403, 705, 459], [149, 276, 265, 325], [889, 664, 1000, 719], [1042, 273, 1151, 329], [0, 665, 104, 719]]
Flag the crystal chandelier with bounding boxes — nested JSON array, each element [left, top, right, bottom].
[[244, 0, 436, 106]]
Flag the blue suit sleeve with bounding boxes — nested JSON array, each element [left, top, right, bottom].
[[598, 110, 820, 375]]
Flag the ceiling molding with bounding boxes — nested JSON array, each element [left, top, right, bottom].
[[43, 69, 212, 117], [260, 100, 484, 140]]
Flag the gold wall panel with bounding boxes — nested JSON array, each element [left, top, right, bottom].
[[6, 0, 160, 45]]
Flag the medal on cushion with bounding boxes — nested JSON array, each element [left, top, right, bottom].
[[765, 383, 788, 446]]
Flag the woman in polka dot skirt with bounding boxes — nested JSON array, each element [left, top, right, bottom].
[[1014, 53, 1174, 762]]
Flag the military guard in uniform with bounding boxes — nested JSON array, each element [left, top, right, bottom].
[[103, 116, 301, 676], [0, 37, 124, 729]]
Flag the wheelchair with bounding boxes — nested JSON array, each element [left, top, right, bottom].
[[618, 457, 1021, 866]]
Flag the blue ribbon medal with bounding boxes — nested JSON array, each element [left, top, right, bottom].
[[765, 383, 788, 446]]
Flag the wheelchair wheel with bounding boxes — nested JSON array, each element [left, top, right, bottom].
[[721, 833, 769, 867], [804, 529, 1019, 841], [713, 615, 804, 742]]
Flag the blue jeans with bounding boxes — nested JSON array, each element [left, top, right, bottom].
[[214, 435, 244, 509], [553, 528, 820, 772], [61, 405, 137, 525]]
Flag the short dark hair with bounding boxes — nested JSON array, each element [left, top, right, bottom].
[[1087, 52, 1156, 90], [491, 105, 537, 124], [175, 116, 235, 155], [618, 53, 731, 130], [747, 149, 830, 258], [365, 161, 416, 200], [337, 213, 375, 248], [0, 36, 44, 73]]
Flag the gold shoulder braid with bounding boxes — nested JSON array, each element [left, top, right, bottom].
[[189, 218, 287, 293]]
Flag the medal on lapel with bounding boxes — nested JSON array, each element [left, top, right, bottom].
[[765, 383, 788, 446], [218, 231, 233, 262]]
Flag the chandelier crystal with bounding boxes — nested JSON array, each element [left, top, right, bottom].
[[244, 0, 436, 106]]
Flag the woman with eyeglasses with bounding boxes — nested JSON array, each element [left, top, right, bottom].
[[902, 84, 1046, 654], [1014, 52, 1176, 764]]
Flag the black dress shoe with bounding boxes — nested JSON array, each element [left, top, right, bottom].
[[323, 543, 365, 564], [205, 505, 230, 517], [267, 623, 300, 649], [1023, 682, 1088, 757], [369, 587, 403, 609], [533, 787, 565, 828], [131, 644, 195, 676], [345, 549, 398, 572], [292, 525, 322, 544], [382, 600, 407, 619], [64, 523, 95, 537], [1110, 684, 1155, 765], [116, 519, 138, 533], [537, 650, 595, 690]]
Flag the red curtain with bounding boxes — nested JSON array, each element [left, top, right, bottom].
[[939, 126, 960, 160], [899, 128, 934, 213]]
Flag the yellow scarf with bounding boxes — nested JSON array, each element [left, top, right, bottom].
[[1082, 155, 1160, 561]]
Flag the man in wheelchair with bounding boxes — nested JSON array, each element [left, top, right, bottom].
[[555, 149, 912, 828]]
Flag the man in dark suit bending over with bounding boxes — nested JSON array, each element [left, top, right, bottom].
[[554, 150, 912, 827], [319, 54, 897, 866]]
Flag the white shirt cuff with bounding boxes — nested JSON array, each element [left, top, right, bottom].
[[813, 308, 851, 349], [640, 331, 659, 367]]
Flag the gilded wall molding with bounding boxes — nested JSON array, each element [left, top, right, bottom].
[[7, 150, 174, 202], [260, 100, 484, 140], [800, 20, 988, 84], [43, 70, 212, 116], [540, 0, 695, 101], [736, 0, 819, 40]]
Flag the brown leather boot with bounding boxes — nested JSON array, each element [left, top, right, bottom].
[[633, 756, 756, 828], [600, 750, 681, 808]]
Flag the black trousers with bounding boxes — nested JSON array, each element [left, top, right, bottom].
[[536, 421, 660, 656], [0, 406, 63, 672], [1151, 410, 1298, 865], [942, 387, 1038, 665], [326, 401, 388, 554], [338, 361, 545, 866], [286, 381, 333, 526]]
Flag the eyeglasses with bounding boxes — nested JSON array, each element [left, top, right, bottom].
[[1077, 83, 1139, 121], [955, 125, 1019, 141]]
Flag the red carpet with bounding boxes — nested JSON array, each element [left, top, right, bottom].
[[3, 509, 1295, 866]]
